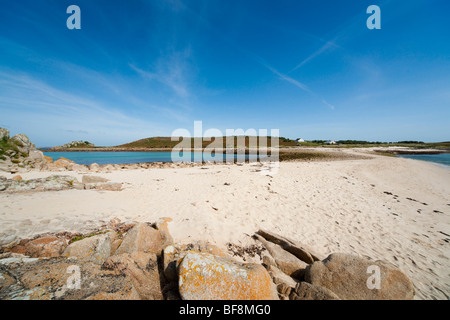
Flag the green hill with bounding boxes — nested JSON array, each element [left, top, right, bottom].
[[115, 136, 298, 149]]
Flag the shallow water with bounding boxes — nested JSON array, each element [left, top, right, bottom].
[[43, 151, 256, 165], [399, 153, 450, 168]]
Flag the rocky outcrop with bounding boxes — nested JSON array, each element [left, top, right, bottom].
[[103, 252, 163, 300], [52, 157, 75, 169], [305, 253, 415, 300], [0, 175, 79, 193], [54, 141, 95, 149], [115, 223, 170, 255], [256, 229, 323, 263], [254, 234, 307, 278], [0, 129, 45, 172], [10, 134, 37, 155], [263, 262, 298, 290], [255, 232, 415, 300], [0, 128, 9, 141], [9, 235, 68, 258], [178, 251, 279, 300], [81, 175, 109, 184], [289, 282, 340, 300], [0, 220, 416, 300], [88, 163, 100, 172], [163, 241, 226, 283], [0, 253, 140, 300], [0, 175, 123, 193], [63, 232, 114, 265]]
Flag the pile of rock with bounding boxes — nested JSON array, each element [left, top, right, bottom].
[[55, 141, 95, 149], [0, 220, 415, 300], [253, 230, 415, 300], [0, 175, 123, 193], [0, 128, 46, 173], [41, 158, 227, 173]]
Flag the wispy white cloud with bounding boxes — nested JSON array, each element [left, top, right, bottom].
[[263, 64, 312, 94], [0, 70, 172, 145], [251, 56, 335, 110], [130, 48, 193, 100], [290, 40, 340, 73], [185, 8, 336, 112], [131, 64, 189, 99], [321, 99, 335, 110]]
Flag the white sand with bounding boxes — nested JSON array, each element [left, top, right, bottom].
[[0, 153, 449, 300]]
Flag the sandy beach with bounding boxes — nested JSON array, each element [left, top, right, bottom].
[[0, 152, 449, 300]]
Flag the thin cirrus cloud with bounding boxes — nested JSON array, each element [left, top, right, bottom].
[[0, 70, 169, 143], [129, 48, 194, 101], [266, 63, 335, 110], [250, 55, 335, 110], [130, 63, 189, 99], [167, 1, 336, 111], [289, 39, 340, 73], [263, 63, 312, 94], [41, 59, 192, 122]]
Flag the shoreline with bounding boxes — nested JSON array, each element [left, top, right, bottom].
[[34, 148, 372, 169], [39, 147, 449, 170], [397, 155, 450, 170], [41, 146, 450, 155]]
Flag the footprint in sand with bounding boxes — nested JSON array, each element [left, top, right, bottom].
[[20, 219, 32, 226]]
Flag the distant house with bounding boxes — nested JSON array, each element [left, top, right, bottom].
[[296, 138, 305, 143], [326, 140, 337, 145]]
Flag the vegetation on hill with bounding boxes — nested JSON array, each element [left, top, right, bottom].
[[47, 135, 449, 152], [297, 140, 450, 150], [58, 141, 96, 148], [115, 136, 298, 149], [0, 136, 27, 161]]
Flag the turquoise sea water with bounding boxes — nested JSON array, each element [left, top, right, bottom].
[[43, 151, 257, 165], [43, 151, 450, 167], [399, 153, 450, 168]]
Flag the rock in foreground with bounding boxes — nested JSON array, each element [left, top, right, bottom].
[[63, 233, 113, 265], [0, 175, 123, 193], [115, 222, 170, 255], [0, 219, 416, 300], [178, 251, 279, 300], [305, 253, 415, 300], [255, 234, 307, 278], [289, 282, 340, 300], [103, 252, 163, 300], [0, 254, 140, 300]]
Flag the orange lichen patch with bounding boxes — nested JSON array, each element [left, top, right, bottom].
[[43, 155, 53, 163], [9, 235, 68, 258], [30, 236, 60, 245], [52, 157, 74, 168], [57, 157, 72, 162], [178, 251, 278, 300]]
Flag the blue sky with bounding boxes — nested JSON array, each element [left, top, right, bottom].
[[0, 0, 449, 147]]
